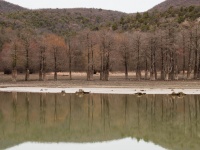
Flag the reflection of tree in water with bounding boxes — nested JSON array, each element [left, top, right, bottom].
[[137, 96, 140, 133], [194, 95, 198, 134], [40, 93, 46, 124], [25, 93, 30, 131], [54, 94, 57, 122], [66, 94, 72, 133], [0, 101, 5, 137], [87, 94, 94, 132], [101, 94, 110, 134], [0, 93, 200, 150], [124, 95, 128, 126], [12, 92, 17, 131]]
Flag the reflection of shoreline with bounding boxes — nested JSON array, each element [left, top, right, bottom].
[[1, 87, 200, 94], [7, 138, 166, 150]]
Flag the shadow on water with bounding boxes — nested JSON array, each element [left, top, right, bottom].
[[0, 92, 200, 150]]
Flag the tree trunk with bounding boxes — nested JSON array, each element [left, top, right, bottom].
[[154, 48, 157, 80], [165, 72, 169, 81], [150, 39, 155, 81], [194, 41, 198, 79], [39, 70, 42, 81], [39, 46, 46, 81], [91, 44, 94, 80], [87, 35, 94, 81], [54, 48, 57, 81], [12, 43, 17, 82], [136, 36, 141, 81], [124, 53, 128, 80], [43, 49, 46, 81], [87, 34, 90, 81], [164, 50, 170, 81], [161, 48, 165, 80], [187, 32, 193, 80], [197, 50, 200, 79], [25, 69, 30, 81], [194, 26, 200, 79], [174, 51, 178, 80], [182, 33, 186, 79], [100, 48, 104, 80], [25, 46, 30, 81], [54, 71, 57, 81], [12, 68, 17, 82], [170, 51, 174, 80], [105, 50, 110, 81], [68, 40, 72, 80], [39, 49, 42, 81], [145, 54, 148, 80]]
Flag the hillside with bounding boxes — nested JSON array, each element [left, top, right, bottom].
[[4, 8, 125, 34], [115, 5, 200, 31], [0, 0, 125, 34], [0, 0, 26, 13], [1, 0, 199, 34], [150, 0, 200, 11]]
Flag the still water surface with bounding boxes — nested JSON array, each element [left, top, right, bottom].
[[0, 92, 200, 150]]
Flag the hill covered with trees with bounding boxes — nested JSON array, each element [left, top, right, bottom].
[[0, 0, 200, 82], [150, 0, 200, 11], [0, 0, 26, 13]]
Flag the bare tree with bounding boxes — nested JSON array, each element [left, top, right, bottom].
[[196, 22, 200, 79], [133, 32, 142, 80], [193, 25, 199, 79], [11, 42, 18, 82], [99, 30, 114, 81], [84, 31, 97, 81], [38, 35, 48, 81], [159, 31, 165, 80], [193, 23, 200, 79], [65, 34, 73, 80], [187, 30, 193, 80], [46, 34, 66, 81], [148, 32, 158, 80], [9, 34, 22, 81], [163, 26, 178, 80], [65, 32, 79, 80], [118, 33, 131, 80], [180, 29, 187, 79], [20, 30, 33, 81]]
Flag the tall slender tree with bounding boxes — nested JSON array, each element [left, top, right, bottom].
[[20, 30, 33, 81], [46, 34, 66, 81], [133, 32, 142, 80], [118, 33, 131, 80], [99, 31, 114, 81]]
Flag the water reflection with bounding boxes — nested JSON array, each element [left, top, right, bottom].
[[7, 138, 165, 150], [0, 92, 199, 150]]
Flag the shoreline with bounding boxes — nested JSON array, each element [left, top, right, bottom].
[[0, 87, 200, 94]]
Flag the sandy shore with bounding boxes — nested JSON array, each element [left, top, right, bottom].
[[1, 72, 200, 94], [0, 87, 200, 94]]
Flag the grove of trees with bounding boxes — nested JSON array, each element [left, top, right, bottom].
[[0, 20, 199, 82]]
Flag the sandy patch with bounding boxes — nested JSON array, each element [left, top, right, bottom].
[[0, 87, 200, 95]]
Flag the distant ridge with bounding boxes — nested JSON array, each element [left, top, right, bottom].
[[150, 0, 200, 11], [0, 0, 26, 13]]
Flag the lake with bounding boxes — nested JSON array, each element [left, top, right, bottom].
[[0, 92, 199, 150]]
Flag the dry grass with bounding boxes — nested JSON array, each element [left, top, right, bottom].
[[1, 72, 200, 89]]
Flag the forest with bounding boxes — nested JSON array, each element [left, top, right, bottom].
[[0, 4, 200, 81]]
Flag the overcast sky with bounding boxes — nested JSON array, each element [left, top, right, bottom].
[[5, 0, 165, 13]]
